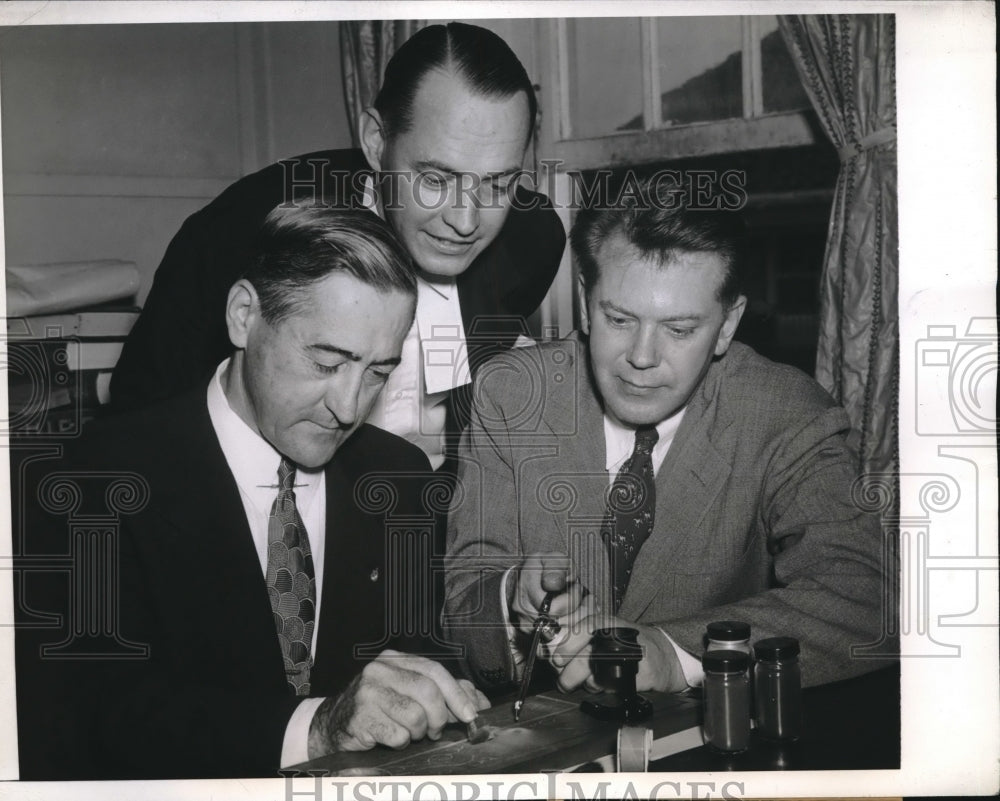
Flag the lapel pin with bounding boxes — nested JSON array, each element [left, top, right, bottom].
[[369, 568, 380, 582]]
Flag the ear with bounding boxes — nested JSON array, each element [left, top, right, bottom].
[[577, 274, 591, 335], [225, 279, 260, 350], [358, 108, 387, 172], [713, 295, 747, 356]]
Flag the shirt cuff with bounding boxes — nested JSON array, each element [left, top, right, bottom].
[[655, 626, 705, 688], [501, 567, 526, 680], [280, 696, 326, 768]]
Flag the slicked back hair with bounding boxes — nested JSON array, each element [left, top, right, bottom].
[[373, 22, 536, 144], [245, 206, 417, 325], [571, 179, 745, 309]]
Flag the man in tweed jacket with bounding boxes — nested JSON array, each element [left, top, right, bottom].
[[444, 185, 891, 694]]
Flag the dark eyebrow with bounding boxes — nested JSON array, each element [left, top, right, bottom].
[[598, 300, 634, 316], [307, 344, 401, 368], [413, 159, 522, 181], [597, 300, 703, 323]]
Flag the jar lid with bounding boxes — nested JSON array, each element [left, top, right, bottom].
[[754, 636, 800, 659], [701, 649, 750, 671], [706, 620, 751, 640]]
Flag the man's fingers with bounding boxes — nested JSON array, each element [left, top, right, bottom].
[[540, 567, 568, 593], [375, 651, 477, 723], [516, 552, 577, 613], [381, 690, 433, 745], [547, 583, 584, 619], [335, 695, 413, 752], [310, 653, 483, 757], [557, 644, 593, 692], [457, 679, 491, 712], [548, 626, 590, 668]]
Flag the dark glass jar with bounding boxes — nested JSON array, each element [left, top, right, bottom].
[[701, 649, 751, 753], [753, 637, 802, 741], [706, 620, 752, 654]]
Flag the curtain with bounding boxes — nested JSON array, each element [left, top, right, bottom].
[[340, 20, 424, 146], [778, 14, 898, 480]]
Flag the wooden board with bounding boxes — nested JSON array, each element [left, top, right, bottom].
[[292, 691, 701, 775]]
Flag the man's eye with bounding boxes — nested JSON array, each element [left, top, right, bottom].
[[668, 327, 694, 338], [489, 180, 512, 197], [420, 172, 448, 189], [315, 362, 344, 375], [606, 315, 630, 328], [365, 368, 393, 385]]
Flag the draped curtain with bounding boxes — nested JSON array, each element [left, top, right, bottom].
[[778, 14, 898, 480], [340, 20, 424, 146]]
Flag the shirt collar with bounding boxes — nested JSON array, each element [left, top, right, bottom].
[[361, 174, 379, 218], [603, 408, 686, 475], [206, 358, 322, 506]]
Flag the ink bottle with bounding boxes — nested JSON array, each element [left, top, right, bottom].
[[705, 620, 752, 655], [753, 636, 803, 741], [701, 649, 751, 753]]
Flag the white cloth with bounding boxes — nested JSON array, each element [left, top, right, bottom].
[[206, 359, 326, 767]]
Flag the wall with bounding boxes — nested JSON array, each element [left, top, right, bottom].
[[1, 21, 353, 305]]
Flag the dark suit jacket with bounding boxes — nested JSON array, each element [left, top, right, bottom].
[[109, 148, 566, 421], [444, 336, 892, 690], [15, 383, 439, 779]]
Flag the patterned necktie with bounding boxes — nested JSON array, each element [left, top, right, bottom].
[[602, 426, 659, 614], [265, 458, 316, 695]]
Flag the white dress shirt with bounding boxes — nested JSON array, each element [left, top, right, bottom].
[[206, 359, 326, 767]]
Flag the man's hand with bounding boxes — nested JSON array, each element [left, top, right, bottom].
[[547, 616, 688, 695], [510, 552, 587, 635], [306, 650, 489, 759]]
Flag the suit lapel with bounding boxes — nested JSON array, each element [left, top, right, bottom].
[[313, 455, 351, 683], [312, 432, 393, 693], [546, 340, 613, 608], [142, 392, 286, 686]]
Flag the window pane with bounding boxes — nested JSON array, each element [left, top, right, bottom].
[[758, 16, 811, 113], [658, 16, 743, 125], [567, 18, 644, 138]]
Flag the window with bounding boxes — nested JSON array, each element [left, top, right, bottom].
[[537, 16, 815, 170], [532, 16, 831, 373]]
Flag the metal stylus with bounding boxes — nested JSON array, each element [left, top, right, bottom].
[[513, 590, 560, 722]]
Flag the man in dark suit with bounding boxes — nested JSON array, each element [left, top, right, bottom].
[[16, 207, 487, 779], [444, 182, 891, 694], [110, 22, 566, 471]]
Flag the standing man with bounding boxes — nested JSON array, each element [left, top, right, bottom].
[[17, 207, 487, 780], [110, 22, 565, 469], [445, 182, 889, 694]]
